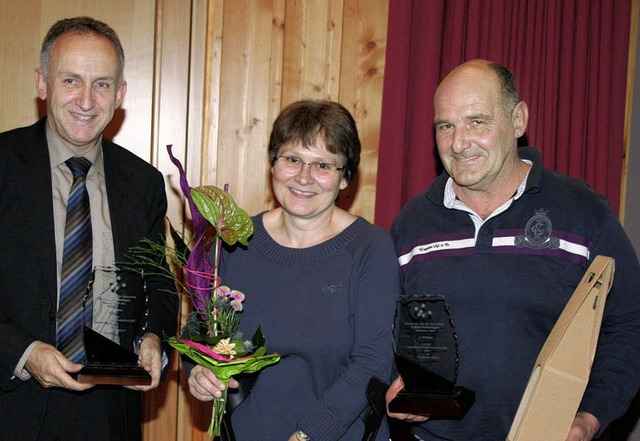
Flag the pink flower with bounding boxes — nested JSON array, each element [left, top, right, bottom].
[[230, 299, 243, 312], [180, 338, 255, 362], [215, 285, 232, 298], [182, 339, 234, 362], [231, 290, 245, 302]]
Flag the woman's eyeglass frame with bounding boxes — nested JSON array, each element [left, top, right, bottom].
[[274, 155, 346, 179]]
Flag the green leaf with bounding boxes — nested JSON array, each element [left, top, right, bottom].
[[169, 337, 280, 381], [189, 334, 227, 346], [251, 325, 266, 349], [190, 186, 253, 246], [231, 339, 246, 356]]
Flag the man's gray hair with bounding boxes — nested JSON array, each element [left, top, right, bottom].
[[40, 16, 125, 83]]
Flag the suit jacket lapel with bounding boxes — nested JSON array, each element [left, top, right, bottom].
[[10, 119, 58, 304], [102, 141, 136, 260]]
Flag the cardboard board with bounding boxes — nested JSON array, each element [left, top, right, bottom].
[[506, 255, 615, 441]]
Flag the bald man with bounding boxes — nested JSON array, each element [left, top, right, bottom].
[[386, 60, 640, 441]]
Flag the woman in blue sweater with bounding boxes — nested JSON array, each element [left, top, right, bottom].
[[186, 100, 401, 441]]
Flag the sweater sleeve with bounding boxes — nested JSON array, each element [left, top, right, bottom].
[[297, 229, 401, 441], [579, 211, 640, 433]]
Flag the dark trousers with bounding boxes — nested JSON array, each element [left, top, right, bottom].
[[35, 387, 141, 441]]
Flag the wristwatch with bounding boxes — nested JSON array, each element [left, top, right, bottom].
[[296, 430, 310, 440]]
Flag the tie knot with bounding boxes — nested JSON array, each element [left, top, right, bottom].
[[66, 157, 92, 178]]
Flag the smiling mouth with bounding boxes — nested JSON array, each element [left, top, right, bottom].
[[454, 154, 481, 163], [290, 188, 315, 197], [71, 113, 96, 122]]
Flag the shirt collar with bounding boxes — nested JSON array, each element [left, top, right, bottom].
[[443, 159, 532, 209], [46, 124, 105, 176]]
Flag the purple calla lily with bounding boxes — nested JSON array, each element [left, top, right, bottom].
[[167, 145, 216, 324]]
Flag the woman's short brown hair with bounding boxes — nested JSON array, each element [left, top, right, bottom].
[[268, 99, 361, 183]]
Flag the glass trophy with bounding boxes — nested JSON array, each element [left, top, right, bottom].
[[75, 266, 152, 385], [388, 294, 474, 417]]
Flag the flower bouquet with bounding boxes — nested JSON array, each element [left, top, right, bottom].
[[129, 145, 280, 437]]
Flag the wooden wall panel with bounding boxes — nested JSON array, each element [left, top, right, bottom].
[[152, 0, 194, 221], [338, 0, 390, 218], [282, 0, 344, 101], [205, 0, 389, 222], [143, 2, 193, 440], [0, 1, 156, 164], [199, 0, 224, 191], [177, 1, 213, 439], [209, 1, 280, 215], [0, 0, 43, 130]]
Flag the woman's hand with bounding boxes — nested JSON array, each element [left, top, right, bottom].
[[187, 365, 239, 402]]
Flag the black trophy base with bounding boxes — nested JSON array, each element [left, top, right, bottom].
[[75, 326, 152, 386], [76, 365, 152, 386], [389, 386, 475, 418]]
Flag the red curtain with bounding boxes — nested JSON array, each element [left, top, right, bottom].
[[374, 0, 632, 230]]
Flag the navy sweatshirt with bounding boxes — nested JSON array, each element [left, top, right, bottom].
[[216, 214, 400, 441], [391, 147, 640, 440]]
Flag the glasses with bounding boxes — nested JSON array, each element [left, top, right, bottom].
[[275, 156, 345, 179]]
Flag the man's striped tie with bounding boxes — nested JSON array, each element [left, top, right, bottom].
[[57, 157, 93, 363]]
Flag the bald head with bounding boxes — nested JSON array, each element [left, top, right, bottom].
[[432, 59, 529, 196], [436, 60, 519, 118]]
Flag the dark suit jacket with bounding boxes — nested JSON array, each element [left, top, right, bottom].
[[0, 118, 178, 440]]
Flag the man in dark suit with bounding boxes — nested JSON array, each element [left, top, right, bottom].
[[0, 17, 178, 440]]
